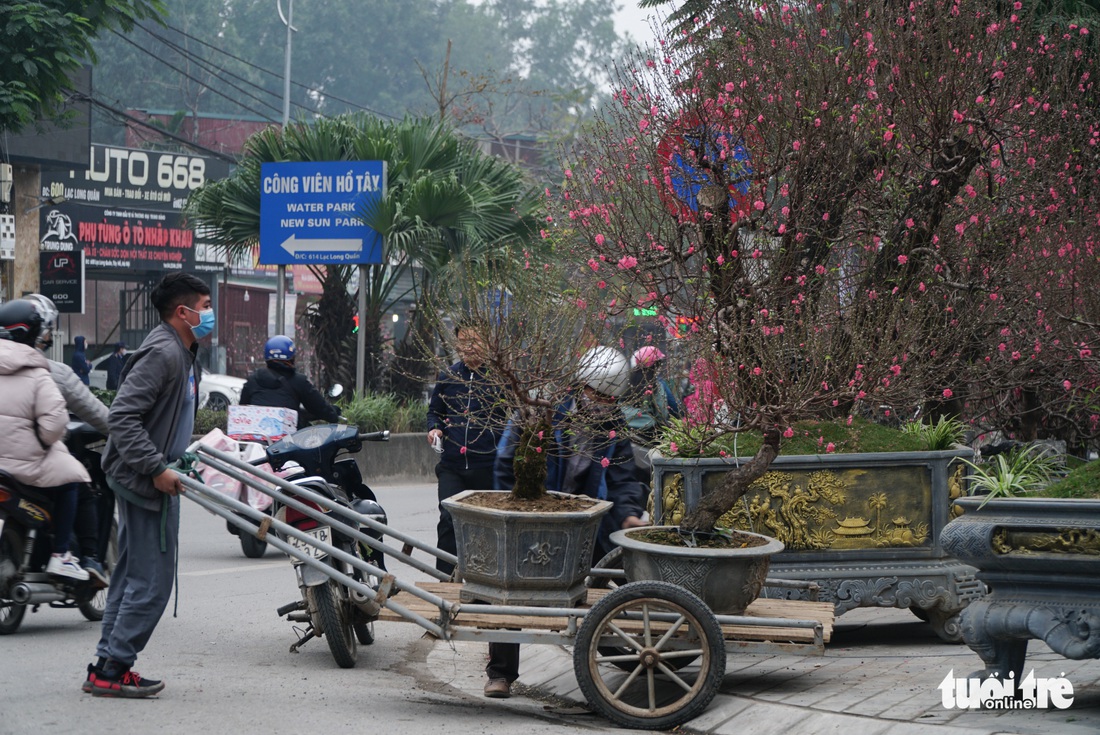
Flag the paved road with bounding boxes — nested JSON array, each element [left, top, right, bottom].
[[0, 482, 626, 735], [4, 480, 1098, 735]]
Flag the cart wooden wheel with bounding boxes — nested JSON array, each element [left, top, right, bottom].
[[573, 581, 726, 730]]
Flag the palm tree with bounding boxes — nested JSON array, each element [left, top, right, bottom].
[[185, 114, 538, 392]]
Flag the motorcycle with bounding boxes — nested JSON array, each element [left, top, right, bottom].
[[0, 421, 118, 635], [263, 423, 389, 668], [225, 385, 347, 559]]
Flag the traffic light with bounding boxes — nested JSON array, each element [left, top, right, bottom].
[[352, 314, 359, 334]]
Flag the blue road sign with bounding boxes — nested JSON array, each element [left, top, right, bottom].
[[259, 160, 385, 265]]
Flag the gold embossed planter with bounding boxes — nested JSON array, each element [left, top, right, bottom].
[[651, 449, 981, 640], [442, 490, 613, 607]]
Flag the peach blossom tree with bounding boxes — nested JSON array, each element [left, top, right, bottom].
[[557, 0, 1098, 531]]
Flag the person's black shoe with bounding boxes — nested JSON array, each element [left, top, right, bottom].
[[81, 662, 103, 693], [90, 662, 165, 698]]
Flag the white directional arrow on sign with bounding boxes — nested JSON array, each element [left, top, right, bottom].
[[280, 234, 363, 255]]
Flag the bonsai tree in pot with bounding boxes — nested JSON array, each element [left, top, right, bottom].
[[558, 0, 1097, 535], [422, 255, 643, 605]]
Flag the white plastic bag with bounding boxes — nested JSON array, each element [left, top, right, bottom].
[[194, 428, 274, 511]]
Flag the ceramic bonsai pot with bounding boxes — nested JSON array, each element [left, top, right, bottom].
[[442, 490, 613, 607], [611, 525, 784, 614]]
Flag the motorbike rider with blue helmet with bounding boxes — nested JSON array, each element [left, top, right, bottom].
[[240, 335, 339, 429]]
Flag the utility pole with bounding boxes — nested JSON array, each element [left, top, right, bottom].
[[275, 0, 296, 337]]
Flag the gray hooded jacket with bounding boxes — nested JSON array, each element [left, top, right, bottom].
[[47, 358, 110, 435], [101, 322, 198, 511]]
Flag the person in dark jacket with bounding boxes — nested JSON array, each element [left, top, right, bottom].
[[485, 346, 647, 699], [71, 335, 92, 385], [426, 323, 508, 575], [103, 341, 128, 391], [240, 335, 339, 429]]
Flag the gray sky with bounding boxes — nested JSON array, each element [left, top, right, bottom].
[[614, 1, 668, 46]]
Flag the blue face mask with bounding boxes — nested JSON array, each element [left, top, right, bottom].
[[183, 306, 216, 339]]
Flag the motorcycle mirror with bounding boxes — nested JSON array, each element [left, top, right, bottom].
[[327, 383, 344, 400]]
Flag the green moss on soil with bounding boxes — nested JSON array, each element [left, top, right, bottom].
[[1034, 460, 1100, 499], [669, 417, 926, 459]]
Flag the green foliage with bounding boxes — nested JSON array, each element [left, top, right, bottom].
[[90, 388, 116, 407], [902, 416, 967, 451], [658, 417, 925, 458], [0, 1, 164, 132], [1032, 459, 1100, 499], [962, 446, 1061, 507], [194, 408, 227, 436], [338, 392, 426, 434]]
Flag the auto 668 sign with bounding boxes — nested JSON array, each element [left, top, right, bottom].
[[39, 145, 231, 272]]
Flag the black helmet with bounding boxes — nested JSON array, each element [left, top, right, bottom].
[[0, 299, 44, 346]]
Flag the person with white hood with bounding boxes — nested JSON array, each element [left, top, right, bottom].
[[0, 298, 91, 581]]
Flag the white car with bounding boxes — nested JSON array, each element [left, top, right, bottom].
[[88, 354, 245, 410]]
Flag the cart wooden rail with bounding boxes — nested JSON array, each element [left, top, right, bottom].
[[380, 582, 833, 650]]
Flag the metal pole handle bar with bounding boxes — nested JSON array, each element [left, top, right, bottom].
[[193, 443, 457, 572], [180, 475, 457, 630], [194, 451, 450, 582], [588, 567, 627, 579], [358, 431, 390, 441]]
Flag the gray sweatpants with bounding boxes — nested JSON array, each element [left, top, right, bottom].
[[96, 493, 179, 667]]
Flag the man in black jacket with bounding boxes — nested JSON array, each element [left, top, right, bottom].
[[426, 323, 507, 575], [240, 335, 339, 429]]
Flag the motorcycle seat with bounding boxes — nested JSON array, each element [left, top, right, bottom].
[[0, 469, 55, 507]]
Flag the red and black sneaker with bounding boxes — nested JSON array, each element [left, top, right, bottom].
[[90, 664, 165, 698], [81, 662, 102, 693]]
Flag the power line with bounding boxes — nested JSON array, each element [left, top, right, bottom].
[[106, 23, 563, 162], [109, 29, 283, 123], [136, 23, 333, 121], [152, 21, 556, 156], [76, 93, 239, 163], [156, 21, 400, 120]]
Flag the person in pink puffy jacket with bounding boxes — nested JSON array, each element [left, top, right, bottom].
[[0, 299, 92, 580]]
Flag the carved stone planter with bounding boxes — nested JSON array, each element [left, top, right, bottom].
[[442, 490, 613, 607], [941, 497, 1100, 681], [612, 526, 784, 614], [651, 449, 983, 640]]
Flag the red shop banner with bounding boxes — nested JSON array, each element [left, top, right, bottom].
[[40, 203, 195, 271]]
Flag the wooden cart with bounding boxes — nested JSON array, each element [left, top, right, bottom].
[[182, 438, 834, 730]]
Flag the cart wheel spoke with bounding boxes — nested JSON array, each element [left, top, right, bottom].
[[656, 663, 695, 693], [653, 614, 688, 651], [612, 664, 645, 698], [642, 603, 653, 648], [606, 621, 644, 651], [660, 648, 705, 659], [596, 651, 643, 665]]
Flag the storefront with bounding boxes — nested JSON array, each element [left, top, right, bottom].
[[38, 144, 233, 368]]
